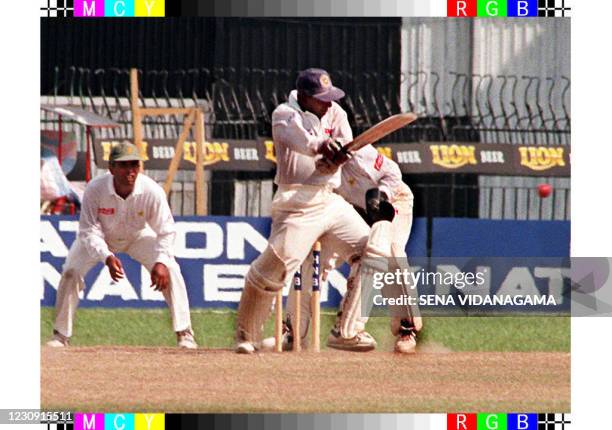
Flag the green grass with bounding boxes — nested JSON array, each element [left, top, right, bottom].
[[41, 307, 570, 352]]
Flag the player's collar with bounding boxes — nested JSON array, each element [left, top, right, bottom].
[[287, 90, 302, 112], [288, 90, 321, 126]]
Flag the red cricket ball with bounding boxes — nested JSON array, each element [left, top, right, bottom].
[[538, 183, 552, 198]]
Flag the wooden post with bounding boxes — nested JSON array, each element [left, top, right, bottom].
[[294, 294, 302, 352], [129, 68, 144, 171], [129, 67, 207, 211], [275, 290, 283, 352], [163, 109, 195, 195], [194, 109, 206, 215]]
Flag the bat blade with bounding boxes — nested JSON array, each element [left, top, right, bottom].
[[344, 113, 417, 153]]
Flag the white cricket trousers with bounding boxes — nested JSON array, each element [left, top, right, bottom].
[[287, 192, 414, 339], [52, 232, 192, 338], [267, 185, 371, 282]]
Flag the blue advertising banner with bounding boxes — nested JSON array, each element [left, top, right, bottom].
[[419, 218, 572, 314], [41, 216, 569, 310], [431, 218, 570, 257], [40, 216, 427, 309]]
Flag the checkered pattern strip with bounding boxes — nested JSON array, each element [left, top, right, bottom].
[[46, 424, 74, 430], [538, 0, 571, 17], [40, 0, 74, 17], [538, 413, 571, 429]]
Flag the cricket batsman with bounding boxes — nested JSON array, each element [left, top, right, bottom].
[[235, 68, 398, 353]]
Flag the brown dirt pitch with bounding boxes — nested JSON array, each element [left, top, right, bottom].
[[42, 346, 569, 413]]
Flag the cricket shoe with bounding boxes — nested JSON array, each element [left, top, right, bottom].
[[176, 329, 198, 350], [394, 318, 418, 354], [394, 329, 417, 354], [46, 330, 69, 348], [326, 328, 377, 352]]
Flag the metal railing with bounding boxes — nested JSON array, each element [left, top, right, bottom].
[[155, 177, 569, 221], [41, 66, 571, 221], [43, 66, 571, 145], [411, 182, 570, 221]]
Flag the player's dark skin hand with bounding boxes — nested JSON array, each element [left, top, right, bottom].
[[319, 139, 351, 166], [105, 255, 125, 282], [150, 262, 170, 291], [365, 188, 395, 224], [315, 158, 340, 174]]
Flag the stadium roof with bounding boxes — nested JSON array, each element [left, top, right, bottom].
[[40, 105, 120, 128]]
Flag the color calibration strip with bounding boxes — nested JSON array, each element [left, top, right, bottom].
[[40, 0, 165, 17], [447, 0, 570, 17], [43, 413, 571, 429], [447, 413, 571, 429], [40, 0, 571, 18]]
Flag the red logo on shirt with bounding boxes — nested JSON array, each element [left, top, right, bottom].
[[374, 154, 384, 171], [324, 128, 333, 136], [98, 208, 115, 215]]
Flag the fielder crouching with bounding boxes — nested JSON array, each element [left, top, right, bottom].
[[46, 141, 197, 349]]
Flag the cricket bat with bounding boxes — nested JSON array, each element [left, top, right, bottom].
[[343, 113, 417, 153]]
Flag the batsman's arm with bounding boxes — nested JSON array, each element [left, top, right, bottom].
[[321, 110, 354, 166], [78, 187, 113, 263], [272, 112, 328, 157], [332, 109, 354, 146]]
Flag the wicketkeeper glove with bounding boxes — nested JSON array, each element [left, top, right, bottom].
[[365, 188, 395, 224]]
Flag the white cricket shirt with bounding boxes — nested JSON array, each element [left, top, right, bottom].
[[336, 145, 412, 209], [271, 90, 353, 187], [77, 172, 176, 266]]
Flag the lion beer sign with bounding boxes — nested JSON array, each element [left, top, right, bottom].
[[387, 142, 570, 176], [92, 138, 569, 176], [93, 137, 276, 171]]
